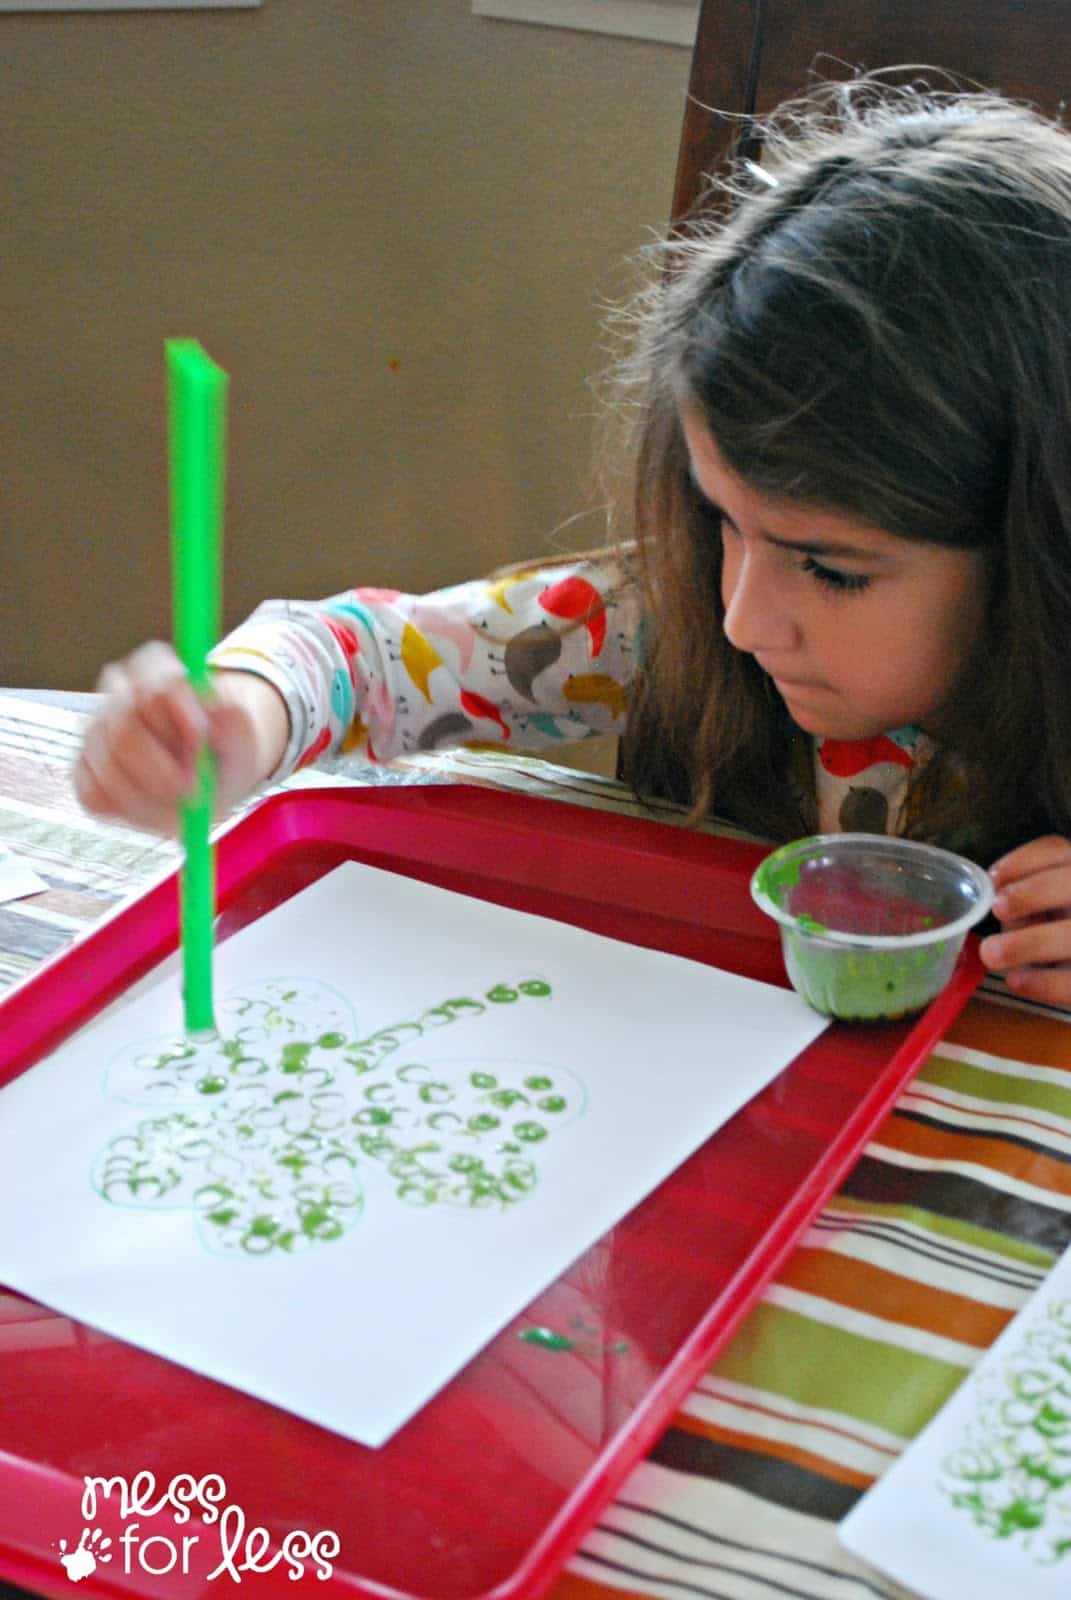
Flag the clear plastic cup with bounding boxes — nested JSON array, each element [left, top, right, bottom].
[[750, 833, 994, 1021]]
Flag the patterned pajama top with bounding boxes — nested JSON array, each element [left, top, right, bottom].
[[211, 553, 926, 837]]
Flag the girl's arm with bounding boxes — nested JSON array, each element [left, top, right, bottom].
[[208, 555, 638, 782], [75, 555, 639, 833]]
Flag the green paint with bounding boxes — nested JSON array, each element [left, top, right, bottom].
[[94, 977, 579, 1254], [782, 929, 956, 1021], [514, 1121, 547, 1142], [520, 1327, 576, 1350], [753, 840, 969, 1019], [518, 1327, 631, 1355], [488, 1089, 527, 1109], [942, 1297, 1071, 1561], [752, 846, 802, 900]]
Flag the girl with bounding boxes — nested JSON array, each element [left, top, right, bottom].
[[76, 78, 1071, 1005]]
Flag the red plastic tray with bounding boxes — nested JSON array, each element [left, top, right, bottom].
[[0, 785, 985, 1600]]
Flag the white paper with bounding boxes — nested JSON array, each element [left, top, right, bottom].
[[839, 1240, 1071, 1597], [0, 845, 47, 904], [0, 861, 826, 1447]]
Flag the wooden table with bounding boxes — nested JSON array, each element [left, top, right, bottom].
[[2, 690, 1070, 1600]]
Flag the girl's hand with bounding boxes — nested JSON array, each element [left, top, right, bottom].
[[979, 836, 1071, 1005], [74, 642, 289, 834]]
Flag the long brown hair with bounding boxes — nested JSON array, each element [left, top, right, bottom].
[[613, 77, 1071, 861]]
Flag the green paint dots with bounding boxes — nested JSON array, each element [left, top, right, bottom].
[[520, 1327, 575, 1351], [233, 1054, 268, 1077], [94, 976, 570, 1252], [277, 1152, 310, 1176], [752, 848, 801, 899], [356, 1106, 393, 1126], [486, 984, 518, 1004], [942, 1296, 1071, 1562], [519, 1327, 631, 1355], [281, 1043, 311, 1074]]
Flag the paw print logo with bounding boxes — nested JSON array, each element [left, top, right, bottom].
[[57, 1529, 112, 1582]]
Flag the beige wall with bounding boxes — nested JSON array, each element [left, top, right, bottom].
[[5, 0, 689, 690]]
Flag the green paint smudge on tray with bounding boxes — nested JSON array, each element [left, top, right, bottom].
[[520, 1327, 576, 1351]]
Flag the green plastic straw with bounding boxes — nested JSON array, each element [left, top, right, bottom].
[[166, 339, 228, 1038]]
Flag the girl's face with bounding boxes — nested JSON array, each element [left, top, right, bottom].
[[681, 410, 988, 741]]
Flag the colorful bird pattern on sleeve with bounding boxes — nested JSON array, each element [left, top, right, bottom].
[[209, 555, 640, 781], [210, 552, 926, 839]]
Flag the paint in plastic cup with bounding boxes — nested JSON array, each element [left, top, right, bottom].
[[750, 833, 994, 1021]]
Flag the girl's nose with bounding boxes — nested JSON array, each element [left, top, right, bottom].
[[721, 546, 799, 656]]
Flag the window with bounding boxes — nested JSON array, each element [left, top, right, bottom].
[[0, 0, 257, 10], [471, 0, 699, 48]]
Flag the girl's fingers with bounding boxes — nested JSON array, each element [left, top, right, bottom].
[[76, 720, 176, 832], [106, 708, 200, 810], [990, 835, 1071, 890], [77, 641, 210, 830], [1002, 966, 1071, 1004], [992, 861, 1071, 924], [101, 644, 208, 759], [980, 917, 1071, 973]]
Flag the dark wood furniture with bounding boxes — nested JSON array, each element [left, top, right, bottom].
[[673, 0, 1071, 221]]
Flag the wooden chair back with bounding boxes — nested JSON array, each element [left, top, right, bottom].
[[673, 0, 1071, 221]]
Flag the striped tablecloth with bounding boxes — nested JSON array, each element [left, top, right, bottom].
[[2, 692, 1069, 1600]]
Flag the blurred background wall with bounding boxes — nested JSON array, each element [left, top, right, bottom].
[[4, 0, 690, 691]]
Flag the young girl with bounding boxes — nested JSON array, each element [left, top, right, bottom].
[[76, 78, 1071, 1005]]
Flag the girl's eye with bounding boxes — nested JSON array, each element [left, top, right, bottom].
[[800, 556, 871, 594]]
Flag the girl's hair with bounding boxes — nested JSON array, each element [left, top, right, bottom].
[[614, 74, 1071, 861]]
